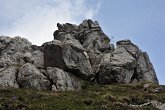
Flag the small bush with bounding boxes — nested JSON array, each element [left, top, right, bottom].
[[0, 96, 29, 110], [129, 95, 147, 105], [103, 94, 117, 102], [143, 93, 159, 100], [83, 98, 94, 106]]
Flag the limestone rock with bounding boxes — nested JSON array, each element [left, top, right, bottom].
[[88, 52, 103, 74], [99, 64, 134, 84], [31, 50, 44, 68], [23, 52, 32, 63], [0, 36, 12, 55], [78, 20, 114, 75], [0, 36, 32, 68], [43, 40, 93, 80], [17, 63, 50, 90], [0, 67, 19, 88], [82, 30, 111, 53], [111, 52, 136, 69], [151, 100, 165, 110], [136, 52, 159, 83], [43, 40, 65, 68], [116, 39, 139, 57], [47, 67, 81, 91], [99, 39, 158, 84], [0, 52, 25, 68], [1, 36, 32, 55]]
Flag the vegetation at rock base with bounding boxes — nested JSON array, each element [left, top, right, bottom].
[[0, 83, 165, 110]]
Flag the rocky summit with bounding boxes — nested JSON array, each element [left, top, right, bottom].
[[0, 19, 159, 91]]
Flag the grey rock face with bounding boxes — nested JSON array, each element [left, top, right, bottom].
[[0, 36, 12, 55], [136, 52, 159, 83], [7, 36, 32, 53], [0, 67, 19, 88], [0, 19, 159, 91], [43, 40, 66, 69], [43, 40, 93, 80], [53, 19, 113, 75], [98, 39, 158, 84], [47, 67, 81, 91], [99, 65, 134, 84], [0, 36, 32, 68], [0, 52, 25, 67], [17, 63, 50, 90], [31, 50, 44, 68]]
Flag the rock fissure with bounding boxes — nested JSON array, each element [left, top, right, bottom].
[[121, 45, 140, 82], [15, 68, 22, 88]]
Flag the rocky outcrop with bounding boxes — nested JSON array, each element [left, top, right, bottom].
[[0, 19, 159, 91]]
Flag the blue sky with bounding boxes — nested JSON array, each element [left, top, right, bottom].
[[0, 0, 164, 84]]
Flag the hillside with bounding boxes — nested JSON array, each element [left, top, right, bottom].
[[0, 83, 165, 110]]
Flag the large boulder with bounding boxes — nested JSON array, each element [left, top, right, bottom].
[[17, 63, 50, 90], [98, 40, 158, 84], [0, 67, 19, 88], [116, 39, 139, 57], [43, 40, 66, 69], [110, 40, 137, 69], [6, 36, 32, 53], [30, 50, 44, 68], [82, 27, 111, 53], [54, 23, 79, 41], [0, 36, 12, 55], [47, 67, 81, 91], [99, 64, 134, 84], [88, 53, 103, 74], [0, 36, 32, 68], [43, 40, 93, 80], [116, 40, 158, 83], [136, 52, 159, 83]]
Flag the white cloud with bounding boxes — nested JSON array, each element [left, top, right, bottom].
[[1, 0, 101, 45]]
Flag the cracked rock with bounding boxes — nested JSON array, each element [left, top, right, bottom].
[[47, 67, 81, 91], [17, 63, 50, 90]]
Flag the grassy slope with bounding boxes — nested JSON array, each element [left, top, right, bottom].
[[0, 83, 165, 110]]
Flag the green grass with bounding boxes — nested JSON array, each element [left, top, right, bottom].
[[0, 83, 164, 110]]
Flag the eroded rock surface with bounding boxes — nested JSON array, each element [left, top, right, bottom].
[[99, 39, 158, 84], [0, 67, 19, 88], [47, 67, 81, 91], [0, 19, 159, 91], [17, 63, 50, 90], [43, 40, 93, 80]]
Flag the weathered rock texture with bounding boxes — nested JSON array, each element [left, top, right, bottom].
[[0, 19, 159, 91]]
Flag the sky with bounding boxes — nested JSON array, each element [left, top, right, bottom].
[[0, 0, 164, 84]]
